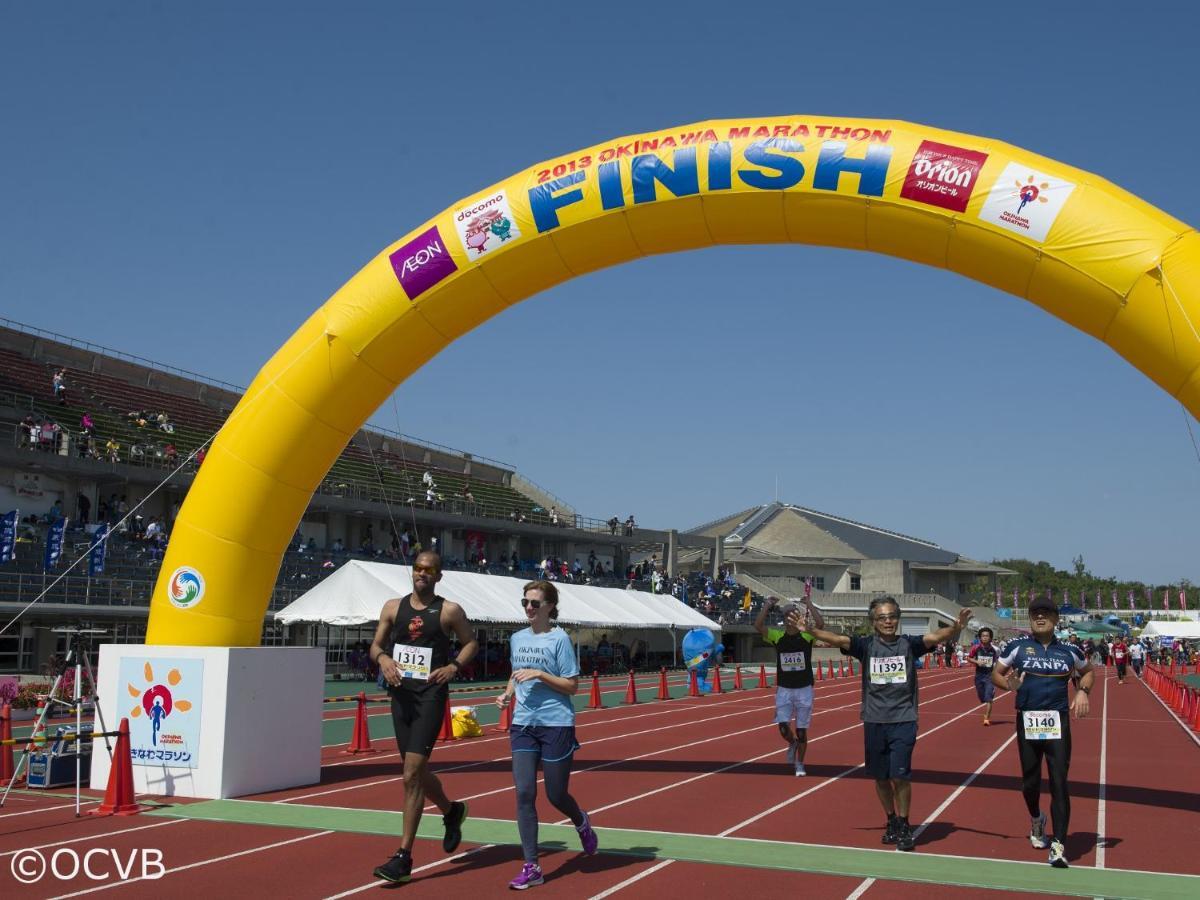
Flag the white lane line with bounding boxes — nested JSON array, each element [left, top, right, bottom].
[[454, 675, 967, 814], [0, 799, 100, 819], [46, 829, 333, 898], [318, 680, 780, 760], [590, 859, 675, 899], [110, 672, 958, 900], [0, 818, 187, 858], [586, 679, 982, 899], [321, 844, 498, 899]]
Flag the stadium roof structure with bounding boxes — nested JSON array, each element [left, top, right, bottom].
[[274, 561, 719, 631], [685, 502, 1009, 575]]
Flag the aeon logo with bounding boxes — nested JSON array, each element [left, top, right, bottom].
[[390, 225, 459, 300]]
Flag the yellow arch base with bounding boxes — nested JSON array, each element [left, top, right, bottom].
[[145, 115, 1200, 647]]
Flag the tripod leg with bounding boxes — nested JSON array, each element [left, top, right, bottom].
[[0, 666, 67, 807], [82, 649, 113, 758], [75, 661, 82, 817]]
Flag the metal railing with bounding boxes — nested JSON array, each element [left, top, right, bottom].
[[1, 316, 245, 394], [0, 571, 153, 607]]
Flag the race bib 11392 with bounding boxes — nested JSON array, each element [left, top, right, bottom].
[[870, 655, 907, 685]]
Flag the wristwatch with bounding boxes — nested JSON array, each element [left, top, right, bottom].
[[1078, 686, 1090, 695]]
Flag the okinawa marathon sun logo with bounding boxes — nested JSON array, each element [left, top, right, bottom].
[[167, 566, 205, 609], [128, 661, 193, 746], [1014, 174, 1050, 214]]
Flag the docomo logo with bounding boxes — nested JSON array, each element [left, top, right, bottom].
[[455, 193, 505, 221], [10, 847, 165, 884]]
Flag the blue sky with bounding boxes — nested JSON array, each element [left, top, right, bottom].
[[2, 2, 1198, 584]]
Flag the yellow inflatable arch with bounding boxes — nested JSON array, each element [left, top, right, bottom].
[[146, 115, 1200, 647]]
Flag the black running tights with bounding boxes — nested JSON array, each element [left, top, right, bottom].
[[513, 751, 584, 863], [1016, 720, 1072, 842]]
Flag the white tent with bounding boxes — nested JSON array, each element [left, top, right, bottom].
[[273, 560, 719, 631], [1141, 620, 1200, 640]]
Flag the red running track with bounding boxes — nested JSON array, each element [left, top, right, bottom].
[[1, 666, 1196, 898]]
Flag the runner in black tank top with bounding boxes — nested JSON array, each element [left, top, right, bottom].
[[389, 592, 452, 696], [370, 551, 479, 885]]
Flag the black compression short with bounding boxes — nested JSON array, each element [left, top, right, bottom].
[[389, 685, 449, 757]]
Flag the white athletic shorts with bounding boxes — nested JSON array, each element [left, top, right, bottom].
[[774, 685, 814, 729]]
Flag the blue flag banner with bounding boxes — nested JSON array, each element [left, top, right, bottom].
[[88, 523, 109, 577], [1, 510, 17, 564], [44, 517, 68, 573]]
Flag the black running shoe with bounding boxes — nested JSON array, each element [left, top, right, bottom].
[[373, 849, 412, 883], [443, 800, 468, 853], [896, 821, 916, 852], [881, 816, 899, 845]]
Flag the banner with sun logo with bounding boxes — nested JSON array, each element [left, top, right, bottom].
[[120, 657, 203, 768]]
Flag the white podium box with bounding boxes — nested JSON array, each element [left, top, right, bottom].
[[91, 645, 323, 799]]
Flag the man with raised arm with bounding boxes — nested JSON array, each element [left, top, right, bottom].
[[754, 591, 825, 776], [808, 596, 970, 852], [370, 551, 479, 884]]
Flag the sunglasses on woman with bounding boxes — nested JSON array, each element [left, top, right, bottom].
[[520, 597, 547, 609]]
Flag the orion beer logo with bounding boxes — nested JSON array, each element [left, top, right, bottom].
[[389, 226, 458, 300], [900, 141, 988, 213], [166, 566, 205, 610]]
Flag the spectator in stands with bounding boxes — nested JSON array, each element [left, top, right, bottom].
[[425, 486, 436, 507], [422, 470, 434, 488], [52, 368, 67, 404], [608, 516, 619, 535], [80, 412, 94, 434], [332, 538, 345, 554], [550, 506, 559, 526], [164, 443, 178, 465], [157, 412, 174, 433], [145, 517, 163, 541], [21, 414, 37, 449], [76, 492, 91, 525], [193, 446, 206, 469], [624, 515, 636, 536]]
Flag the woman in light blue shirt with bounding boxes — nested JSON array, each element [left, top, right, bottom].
[[496, 580, 598, 889]]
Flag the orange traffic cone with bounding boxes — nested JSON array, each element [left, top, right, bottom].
[[688, 669, 701, 697], [437, 697, 456, 742], [344, 692, 378, 754], [496, 699, 514, 733], [839, 659, 847, 678], [0, 704, 14, 784], [757, 665, 768, 689], [90, 718, 141, 816], [623, 671, 639, 704], [587, 672, 603, 709], [1191, 691, 1200, 731], [734, 666, 744, 690], [712, 666, 723, 694], [816, 659, 823, 682], [656, 668, 670, 701]]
